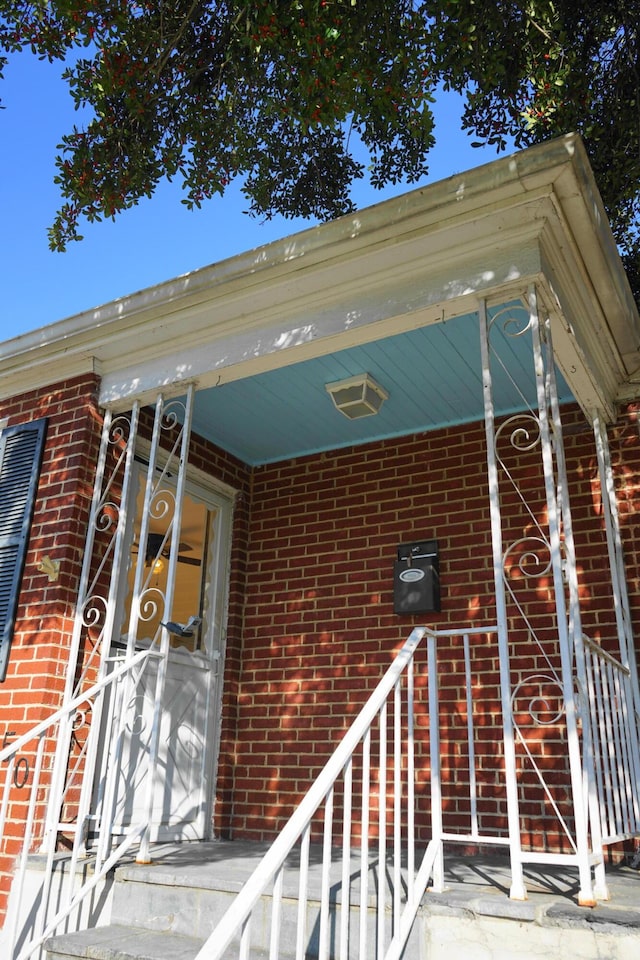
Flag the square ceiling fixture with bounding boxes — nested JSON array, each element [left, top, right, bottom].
[[325, 373, 389, 419]]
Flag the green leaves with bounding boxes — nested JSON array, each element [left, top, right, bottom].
[[1, 0, 639, 308], [3, 1, 438, 249], [32, 0, 433, 250], [423, 0, 640, 299]]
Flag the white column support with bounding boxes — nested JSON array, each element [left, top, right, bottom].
[[40, 383, 199, 875], [528, 287, 595, 905], [478, 298, 526, 900], [138, 384, 196, 863], [42, 403, 141, 856], [592, 412, 640, 707]]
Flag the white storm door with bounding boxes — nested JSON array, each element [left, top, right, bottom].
[[119, 645, 212, 840], [110, 464, 232, 842]]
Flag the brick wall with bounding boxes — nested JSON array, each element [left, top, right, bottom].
[[0, 374, 103, 917], [0, 374, 103, 694], [1, 385, 637, 917], [229, 403, 634, 853]]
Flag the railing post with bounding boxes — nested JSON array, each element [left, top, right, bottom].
[[463, 632, 479, 839], [593, 412, 640, 729], [318, 787, 334, 960], [377, 700, 387, 960], [426, 630, 444, 893], [529, 291, 595, 905], [478, 299, 526, 900], [393, 678, 402, 933], [340, 757, 353, 960], [138, 384, 195, 864], [358, 728, 371, 960], [406, 656, 415, 900]]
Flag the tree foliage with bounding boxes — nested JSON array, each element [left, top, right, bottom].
[[429, 0, 640, 304], [1, 1, 639, 300]]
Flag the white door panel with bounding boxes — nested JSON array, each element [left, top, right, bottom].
[[104, 457, 232, 842]]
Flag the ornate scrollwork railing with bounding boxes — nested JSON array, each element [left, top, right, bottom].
[[0, 646, 162, 960]]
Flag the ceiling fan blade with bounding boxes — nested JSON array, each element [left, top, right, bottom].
[[145, 532, 166, 562], [144, 533, 195, 562]]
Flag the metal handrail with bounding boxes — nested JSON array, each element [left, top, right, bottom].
[[194, 626, 432, 960], [1, 646, 162, 960], [5, 620, 637, 960], [582, 637, 640, 845], [0, 648, 156, 766], [194, 620, 640, 959]]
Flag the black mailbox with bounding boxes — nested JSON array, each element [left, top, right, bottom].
[[393, 540, 440, 615]]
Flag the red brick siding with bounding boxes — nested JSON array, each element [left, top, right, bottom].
[[0, 374, 103, 917], [1, 384, 638, 917], [229, 403, 631, 852]]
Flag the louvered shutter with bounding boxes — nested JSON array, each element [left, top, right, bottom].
[[0, 418, 47, 681]]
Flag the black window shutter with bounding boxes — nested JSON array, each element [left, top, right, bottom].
[[0, 418, 48, 682]]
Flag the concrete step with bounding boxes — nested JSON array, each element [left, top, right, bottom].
[[44, 841, 395, 960], [45, 924, 203, 960], [41, 842, 640, 960], [44, 923, 270, 960]]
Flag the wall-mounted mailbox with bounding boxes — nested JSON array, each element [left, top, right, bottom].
[[393, 540, 440, 615]]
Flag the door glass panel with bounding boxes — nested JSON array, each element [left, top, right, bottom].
[[121, 472, 215, 653]]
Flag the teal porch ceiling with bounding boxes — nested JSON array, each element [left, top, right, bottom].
[[189, 303, 572, 466]]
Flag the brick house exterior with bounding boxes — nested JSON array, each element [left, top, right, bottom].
[[0, 376, 103, 916], [229, 404, 640, 850], [1, 136, 639, 941]]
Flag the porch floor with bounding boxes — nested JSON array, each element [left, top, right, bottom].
[[40, 839, 640, 960], [121, 838, 640, 928]]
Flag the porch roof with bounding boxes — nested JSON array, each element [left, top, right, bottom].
[[2, 134, 639, 464]]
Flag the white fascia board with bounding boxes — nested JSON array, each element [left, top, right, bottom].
[[537, 224, 626, 420], [532, 160, 640, 416], [99, 228, 545, 409], [551, 141, 640, 371], [0, 354, 102, 403], [2, 134, 637, 418], [96, 191, 554, 408], [0, 137, 568, 363]]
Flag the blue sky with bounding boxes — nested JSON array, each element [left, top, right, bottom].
[[0, 50, 505, 343]]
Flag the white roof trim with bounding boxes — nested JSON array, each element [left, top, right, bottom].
[[1, 135, 637, 420]]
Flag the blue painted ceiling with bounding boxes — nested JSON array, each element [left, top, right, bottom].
[[189, 302, 572, 466]]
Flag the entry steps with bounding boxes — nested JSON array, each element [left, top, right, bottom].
[[45, 839, 404, 960], [40, 841, 640, 960]]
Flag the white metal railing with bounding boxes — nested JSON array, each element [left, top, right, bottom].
[[0, 646, 161, 960], [3, 620, 639, 960], [582, 637, 640, 845], [193, 622, 529, 960], [194, 620, 640, 960], [426, 626, 507, 855], [194, 626, 440, 960]]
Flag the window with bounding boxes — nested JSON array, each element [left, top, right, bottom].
[[0, 418, 47, 681], [117, 460, 218, 654]]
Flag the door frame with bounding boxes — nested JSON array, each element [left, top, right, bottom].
[[107, 443, 237, 841]]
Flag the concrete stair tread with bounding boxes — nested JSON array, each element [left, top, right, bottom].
[[45, 923, 269, 960], [33, 843, 640, 960], [46, 924, 201, 960]]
